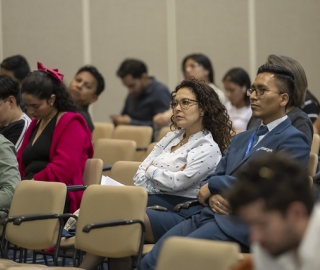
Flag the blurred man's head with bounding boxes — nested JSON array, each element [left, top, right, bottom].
[[68, 65, 105, 106], [116, 59, 150, 98], [227, 153, 313, 257], [0, 55, 30, 83], [0, 75, 22, 127]]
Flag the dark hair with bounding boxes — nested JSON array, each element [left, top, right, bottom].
[[76, 65, 105, 96], [0, 75, 21, 105], [257, 64, 295, 107], [21, 71, 77, 112], [266, 54, 307, 107], [116, 59, 148, 79], [182, 54, 215, 83], [227, 153, 314, 216], [222, 67, 251, 106], [170, 78, 234, 154], [0, 55, 30, 82]]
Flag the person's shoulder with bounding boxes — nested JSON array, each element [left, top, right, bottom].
[[150, 77, 170, 92]]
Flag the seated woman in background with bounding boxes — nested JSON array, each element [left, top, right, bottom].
[[79, 78, 233, 270], [222, 68, 251, 133], [153, 53, 226, 128], [17, 62, 93, 213]]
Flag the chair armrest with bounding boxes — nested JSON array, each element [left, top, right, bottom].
[[173, 200, 199, 212], [67, 185, 87, 192], [103, 164, 112, 171], [13, 213, 60, 225], [82, 219, 145, 233]]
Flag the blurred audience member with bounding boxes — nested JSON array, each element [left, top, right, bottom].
[[222, 68, 251, 133], [0, 55, 31, 114], [0, 135, 20, 218], [0, 75, 30, 151], [68, 65, 105, 132], [229, 154, 317, 270], [112, 59, 170, 129]]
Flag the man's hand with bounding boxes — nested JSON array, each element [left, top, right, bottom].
[[197, 183, 211, 206], [110, 115, 131, 126], [209, 194, 231, 215], [153, 111, 172, 127]]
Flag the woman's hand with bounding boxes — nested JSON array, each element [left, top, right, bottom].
[[197, 183, 211, 206], [209, 194, 230, 215]]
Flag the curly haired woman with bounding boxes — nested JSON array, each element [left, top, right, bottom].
[[79, 78, 234, 270]]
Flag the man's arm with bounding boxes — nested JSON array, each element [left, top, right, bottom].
[[0, 137, 20, 217]]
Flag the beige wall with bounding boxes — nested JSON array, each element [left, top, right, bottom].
[[1, 0, 320, 122]]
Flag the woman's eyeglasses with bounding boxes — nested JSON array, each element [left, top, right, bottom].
[[170, 98, 198, 110]]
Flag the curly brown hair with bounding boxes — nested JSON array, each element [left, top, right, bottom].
[[170, 78, 234, 155]]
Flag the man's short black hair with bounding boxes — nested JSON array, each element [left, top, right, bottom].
[[76, 65, 105, 96], [0, 75, 21, 105], [116, 59, 148, 79], [0, 55, 30, 82]]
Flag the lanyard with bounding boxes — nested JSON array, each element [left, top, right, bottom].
[[245, 131, 256, 156]]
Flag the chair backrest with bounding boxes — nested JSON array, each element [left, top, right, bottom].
[[75, 185, 148, 258], [308, 153, 318, 177], [6, 181, 67, 250], [112, 125, 153, 161], [83, 158, 103, 186], [109, 161, 141, 186], [92, 122, 114, 144], [157, 126, 171, 142], [93, 138, 136, 165], [156, 237, 240, 270]]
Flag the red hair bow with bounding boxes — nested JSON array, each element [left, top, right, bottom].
[[37, 62, 64, 83]]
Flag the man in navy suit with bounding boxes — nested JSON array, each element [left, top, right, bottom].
[[140, 64, 310, 270]]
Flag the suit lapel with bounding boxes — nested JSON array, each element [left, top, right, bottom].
[[228, 118, 291, 175]]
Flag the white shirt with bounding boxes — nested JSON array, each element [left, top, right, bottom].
[[226, 101, 252, 132], [16, 113, 31, 151], [253, 204, 320, 270], [133, 129, 221, 198]]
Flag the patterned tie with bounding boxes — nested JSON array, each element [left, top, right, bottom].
[[252, 125, 269, 148]]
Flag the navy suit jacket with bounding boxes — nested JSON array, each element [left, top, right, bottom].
[[194, 118, 310, 247]]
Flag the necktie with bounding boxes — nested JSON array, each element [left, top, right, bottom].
[[252, 125, 269, 148]]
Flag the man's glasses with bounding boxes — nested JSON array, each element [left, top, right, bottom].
[[170, 98, 198, 110], [247, 87, 283, 97]]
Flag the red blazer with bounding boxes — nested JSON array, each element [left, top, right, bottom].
[[17, 112, 94, 212]]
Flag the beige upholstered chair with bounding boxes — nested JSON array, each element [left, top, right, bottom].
[[311, 134, 320, 155], [1, 181, 67, 266], [156, 126, 171, 142], [93, 138, 136, 176], [112, 125, 153, 161], [308, 153, 318, 177], [155, 237, 240, 270], [109, 161, 141, 186], [92, 122, 114, 144], [82, 158, 103, 186]]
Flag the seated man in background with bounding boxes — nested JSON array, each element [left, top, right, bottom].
[[140, 64, 310, 270], [112, 59, 171, 128], [68, 65, 105, 132], [0, 54, 31, 114], [0, 135, 21, 218], [0, 75, 30, 151], [229, 153, 317, 270]]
